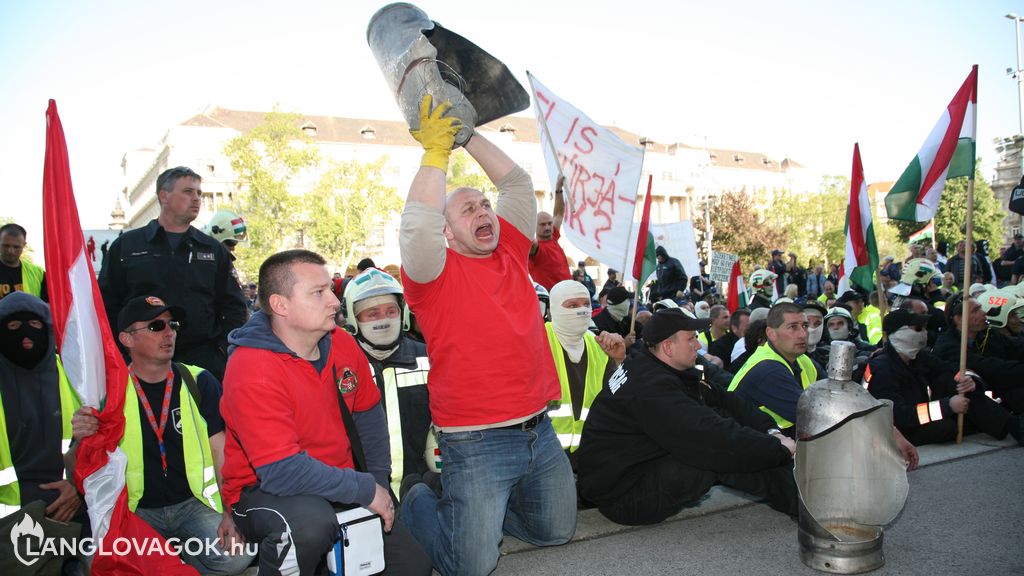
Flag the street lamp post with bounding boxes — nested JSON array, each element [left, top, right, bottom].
[[1008, 14, 1024, 134], [1009, 14, 1024, 232]]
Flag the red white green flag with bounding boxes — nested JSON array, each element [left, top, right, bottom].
[[907, 220, 935, 245], [727, 260, 747, 313], [885, 65, 977, 222], [630, 175, 657, 285], [838, 143, 879, 294]]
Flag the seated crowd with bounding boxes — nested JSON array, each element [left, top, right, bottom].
[[3, 111, 1024, 575]]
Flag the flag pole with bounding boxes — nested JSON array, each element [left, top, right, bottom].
[[876, 269, 887, 319], [956, 66, 979, 444], [956, 177, 974, 444], [629, 175, 655, 337], [526, 72, 576, 217]]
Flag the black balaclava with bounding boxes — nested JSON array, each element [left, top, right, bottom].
[[0, 311, 49, 370]]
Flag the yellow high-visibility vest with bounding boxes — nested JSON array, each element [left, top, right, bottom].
[[121, 365, 221, 513], [545, 323, 609, 452], [727, 344, 816, 429]]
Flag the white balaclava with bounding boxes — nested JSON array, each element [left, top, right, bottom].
[[355, 294, 402, 360], [889, 326, 928, 359], [805, 312, 824, 348], [550, 280, 593, 363]]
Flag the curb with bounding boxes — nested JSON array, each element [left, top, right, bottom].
[[499, 434, 1019, 556]]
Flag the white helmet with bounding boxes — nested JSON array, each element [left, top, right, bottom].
[[750, 269, 777, 296], [976, 287, 1024, 328], [343, 268, 404, 336], [535, 283, 551, 322], [824, 306, 855, 330], [202, 210, 247, 245]]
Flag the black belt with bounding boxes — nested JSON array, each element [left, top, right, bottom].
[[496, 412, 546, 431]]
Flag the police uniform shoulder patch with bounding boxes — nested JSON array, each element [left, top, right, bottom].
[[338, 367, 358, 394]]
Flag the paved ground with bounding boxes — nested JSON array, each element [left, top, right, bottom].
[[493, 441, 1023, 576]]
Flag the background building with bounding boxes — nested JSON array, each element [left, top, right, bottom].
[[116, 106, 816, 274]]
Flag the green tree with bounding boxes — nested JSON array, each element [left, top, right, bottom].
[[224, 108, 320, 278], [764, 178, 848, 267], [305, 157, 403, 272], [697, 189, 788, 272], [933, 165, 1003, 249], [446, 149, 494, 196]]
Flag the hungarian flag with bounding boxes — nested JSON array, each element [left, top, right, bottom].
[[43, 100, 195, 574], [838, 143, 879, 294], [727, 260, 747, 313], [908, 220, 935, 245], [630, 175, 657, 285], [885, 65, 977, 222]]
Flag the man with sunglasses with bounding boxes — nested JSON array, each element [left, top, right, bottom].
[[865, 307, 1022, 446], [100, 166, 248, 382], [72, 295, 254, 574], [932, 293, 1024, 414]]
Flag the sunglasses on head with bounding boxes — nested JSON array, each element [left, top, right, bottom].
[[126, 319, 180, 334]]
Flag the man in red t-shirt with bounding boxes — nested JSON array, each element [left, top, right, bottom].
[[529, 175, 571, 290], [220, 249, 430, 575], [398, 96, 577, 574]]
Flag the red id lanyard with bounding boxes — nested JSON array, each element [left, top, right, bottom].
[[129, 366, 175, 476]]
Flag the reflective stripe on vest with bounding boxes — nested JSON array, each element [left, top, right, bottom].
[[727, 343, 816, 429], [121, 364, 222, 513], [19, 260, 45, 298], [0, 355, 80, 517], [380, 357, 429, 496], [859, 306, 883, 345], [544, 323, 608, 452]]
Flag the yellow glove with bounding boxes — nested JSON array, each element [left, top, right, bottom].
[[410, 94, 461, 172]]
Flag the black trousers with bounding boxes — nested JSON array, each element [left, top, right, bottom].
[[597, 456, 798, 526], [901, 391, 1012, 446], [232, 486, 431, 576]]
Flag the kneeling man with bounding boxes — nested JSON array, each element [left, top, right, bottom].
[[577, 308, 798, 526]]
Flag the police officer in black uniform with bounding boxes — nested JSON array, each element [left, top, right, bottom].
[[99, 166, 247, 381]]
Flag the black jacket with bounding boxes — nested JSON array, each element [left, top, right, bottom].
[[932, 328, 1024, 411], [593, 308, 630, 338], [360, 336, 433, 481], [577, 349, 791, 503], [654, 257, 686, 300], [865, 343, 957, 431], [708, 332, 739, 369], [99, 220, 247, 379]]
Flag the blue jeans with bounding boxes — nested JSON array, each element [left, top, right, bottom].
[[400, 416, 577, 575], [136, 498, 255, 575]]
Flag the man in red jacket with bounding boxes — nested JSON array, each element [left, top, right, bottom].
[[220, 249, 429, 575]]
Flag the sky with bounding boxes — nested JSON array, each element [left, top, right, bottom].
[[2, 0, 1022, 244]]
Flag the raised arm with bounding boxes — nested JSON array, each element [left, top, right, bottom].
[[400, 95, 462, 284], [552, 175, 566, 230], [465, 133, 536, 240]]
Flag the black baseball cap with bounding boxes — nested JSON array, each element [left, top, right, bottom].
[[643, 308, 711, 345], [838, 290, 864, 304], [881, 308, 928, 334], [606, 286, 632, 305], [803, 301, 828, 317], [117, 296, 185, 333]]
